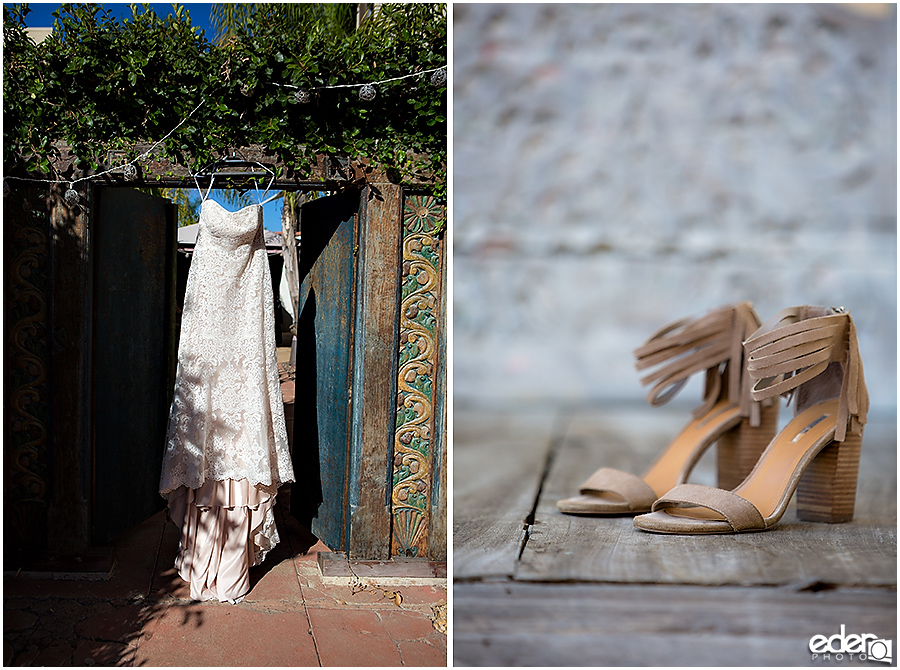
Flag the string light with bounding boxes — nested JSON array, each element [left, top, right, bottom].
[[430, 68, 447, 86], [275, 65, 446, 92], [359, 84, 377, 101], [4, 64, 446, 189]]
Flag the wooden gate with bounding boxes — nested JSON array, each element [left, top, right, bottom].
[[288, 188, 448, 562], [291, 190, 360, 551], [92, 188, 176, 545], [7, 146, 446, 567]]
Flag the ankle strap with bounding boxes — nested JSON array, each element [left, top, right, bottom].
[[744, 306, 868, 441], [634, 302, 761, 419]]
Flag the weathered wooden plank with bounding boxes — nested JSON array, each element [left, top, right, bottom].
[[348, 184, 403, 559], [5, 184, 55, 562], [428, 374, 448, 561], [293, 191, 359, 552], [91, 188, 172, 545], [431, 232, 448, 561], [426, 241, 448, 560], [47, 143, 435, 189], [454, 582, 897, 667], [517, 407, 897, 586], [453, 409, 561, 580], [46, 183, 92, 554]]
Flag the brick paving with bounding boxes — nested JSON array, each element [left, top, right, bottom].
[[4, 500, 447, 666]]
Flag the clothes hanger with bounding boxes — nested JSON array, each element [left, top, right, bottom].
[[192, 153, 278, 205]]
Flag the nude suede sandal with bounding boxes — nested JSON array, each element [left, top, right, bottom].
[[557, 302, 779, 516], [633, 306, 868, 534]]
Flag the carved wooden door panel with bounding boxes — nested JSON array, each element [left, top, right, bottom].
[[291, 190, 359, 552], [391, 194, 447, 559], [92, 188, 176, 545]]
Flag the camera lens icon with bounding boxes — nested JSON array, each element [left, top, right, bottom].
[[868, 639, 892, 663]]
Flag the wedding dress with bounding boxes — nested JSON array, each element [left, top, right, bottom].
[[160, 192, 294, 603]]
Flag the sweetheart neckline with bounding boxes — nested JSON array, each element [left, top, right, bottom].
[[202, 199, 262, 214]]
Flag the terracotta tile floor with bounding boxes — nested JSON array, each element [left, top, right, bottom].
[[4, 500, 447, 667]]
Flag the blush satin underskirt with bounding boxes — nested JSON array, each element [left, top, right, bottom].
[[166, 478, 280, 603]]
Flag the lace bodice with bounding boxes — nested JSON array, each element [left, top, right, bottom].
[[160, 199, 294, 496]]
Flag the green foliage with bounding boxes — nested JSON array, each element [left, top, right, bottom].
[[3, 3, 447, 197], [210, 4, 358, 45]]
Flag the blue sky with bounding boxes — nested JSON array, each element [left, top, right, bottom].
[[17, 2, 286, 230], [20, 3, 216, 37]]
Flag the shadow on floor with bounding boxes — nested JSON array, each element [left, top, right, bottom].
[[3, 492, 322, 667]]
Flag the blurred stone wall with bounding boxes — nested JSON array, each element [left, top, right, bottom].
[[454, 3, 896, 410]]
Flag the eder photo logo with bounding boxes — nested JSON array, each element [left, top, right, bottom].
[[809, 625, 893, 663]]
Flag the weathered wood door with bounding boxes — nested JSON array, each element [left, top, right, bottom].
[[92, 188, 176, 545], [291, 190, 360, 552]]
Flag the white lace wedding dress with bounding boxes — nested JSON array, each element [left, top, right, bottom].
[[160, 198, 294, 603]]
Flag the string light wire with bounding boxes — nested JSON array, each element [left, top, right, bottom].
[[275, 65, 445, 90], [5, 99, 207, 187]]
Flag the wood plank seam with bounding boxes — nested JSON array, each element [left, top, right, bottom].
[[515, 411, 571, 564]]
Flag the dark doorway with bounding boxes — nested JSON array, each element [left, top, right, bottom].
[[90, 186, 361, 552], [91, 188, 176, 545], [291, 189, 360, 552]]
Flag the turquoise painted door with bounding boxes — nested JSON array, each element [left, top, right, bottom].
[[290, 191, 359, 552], [92, 188, 176, 545]]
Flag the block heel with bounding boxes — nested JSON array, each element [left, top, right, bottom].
[[796, 430, 863, 523], [634, 306, 869, 535], [716, 399, 779, 491]]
